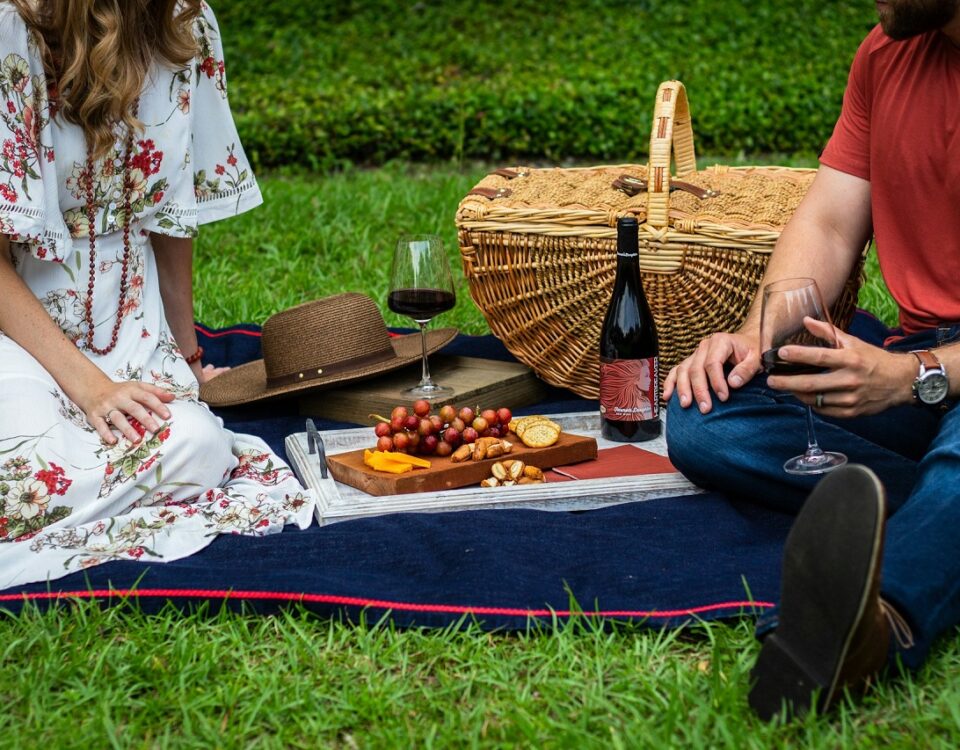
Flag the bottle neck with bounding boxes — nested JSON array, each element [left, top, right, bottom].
[[612, 247, 648, 306], [613, 218, 645, 297], [614, 248, 640, 281]]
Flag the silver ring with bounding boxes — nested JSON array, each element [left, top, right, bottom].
[[815, 393, 824, 409], [105, 408, 119, 424]]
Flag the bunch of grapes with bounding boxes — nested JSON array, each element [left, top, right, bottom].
[[373, 400, 513, 457]]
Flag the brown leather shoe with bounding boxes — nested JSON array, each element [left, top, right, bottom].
[[748, 464, 896, 720]]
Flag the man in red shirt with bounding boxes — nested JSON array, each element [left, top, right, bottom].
[[664, 0, 960, 720]]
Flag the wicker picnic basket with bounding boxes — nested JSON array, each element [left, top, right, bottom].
[[455, 80, 862, 399]]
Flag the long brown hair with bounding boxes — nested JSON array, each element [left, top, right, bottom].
[[8, 0, 201, 157]]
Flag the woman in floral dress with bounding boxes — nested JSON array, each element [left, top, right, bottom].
[[0, 0, 313, 588]]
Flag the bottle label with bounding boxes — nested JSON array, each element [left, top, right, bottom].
[[599, 357, 659, 421]]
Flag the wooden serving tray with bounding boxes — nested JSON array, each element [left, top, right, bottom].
[[327, 432, 598, 496]]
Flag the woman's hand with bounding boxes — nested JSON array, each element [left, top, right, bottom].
[[191, 362, 230, 384], [767, 319, 916, 417], [81, 380, 176, 445], [663, 331, 762, 413]]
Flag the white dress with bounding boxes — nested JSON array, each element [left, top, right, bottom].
[[0, 3, 313, 588]]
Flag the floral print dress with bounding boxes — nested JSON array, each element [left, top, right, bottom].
[[0, 3, 313, 588]]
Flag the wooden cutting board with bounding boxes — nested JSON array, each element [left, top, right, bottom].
[[327, 431, 598, 496]]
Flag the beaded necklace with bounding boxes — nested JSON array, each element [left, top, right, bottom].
[[82, 107, 138, 356]]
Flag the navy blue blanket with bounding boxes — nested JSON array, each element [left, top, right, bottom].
[[1, 321, 840, 627]]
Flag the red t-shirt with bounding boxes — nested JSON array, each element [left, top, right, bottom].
[[820, 25, 960, 334]]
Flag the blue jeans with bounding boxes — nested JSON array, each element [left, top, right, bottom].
[[665, 318, 960, 670]]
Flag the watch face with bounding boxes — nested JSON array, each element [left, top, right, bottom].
[[919, 373, 949, 404]]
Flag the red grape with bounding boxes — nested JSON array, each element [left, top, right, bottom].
[[421, 434, 438, 454], [462, 427, 478, 444], [429, 415, 444, 432], [391, 406, 409, 421], [393, 432, 410, 452], [435, 440, 453, 457], [407, 431, 420, 449], [450, 417, 466, 433], [488, 426, 501, 439], [390, 416, 405, 432], [497, 407, 512, 425], [443, 427, 461, 446], [438, 405, 457, 424], [404, 415, 420, 431], [413, 399, 431, 417], [376, 435, 394, 452], [418, 418, 434, 436], [472, 416, 488, 433], [374, 422, 392, 438], [458, 406, 475, 424], [481, 409, 498, 426]]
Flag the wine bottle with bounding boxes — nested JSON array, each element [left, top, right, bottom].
[[599, 216, 661, 442]]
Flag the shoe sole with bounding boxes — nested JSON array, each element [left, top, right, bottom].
[[748, 464, 886, 720]]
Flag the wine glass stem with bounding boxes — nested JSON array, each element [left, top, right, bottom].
[[804, 405, 825, 459], [418, 321, 433, 388]]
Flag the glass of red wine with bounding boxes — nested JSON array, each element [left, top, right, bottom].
[[760, 277, 847, 475], [388, 234, 456, 398]]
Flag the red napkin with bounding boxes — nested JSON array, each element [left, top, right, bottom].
[[545, 444, 677, 482]]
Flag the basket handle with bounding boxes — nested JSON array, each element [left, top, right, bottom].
[[647, 81, 697, 229]]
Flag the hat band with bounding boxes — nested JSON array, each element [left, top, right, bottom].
[[265, 349, 396, 389]]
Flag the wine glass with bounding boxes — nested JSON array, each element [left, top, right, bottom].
[[759, 277, 847, 475], [388, 234, 456, 399]]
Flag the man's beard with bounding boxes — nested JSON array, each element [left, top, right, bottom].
[[879, 0, 960, 40]]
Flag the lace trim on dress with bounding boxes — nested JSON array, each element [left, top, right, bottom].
[[0, 203, 69, 261], [0, 204, 45, 220], [195, 179, 258, 204], [158, 204, 199, 219]]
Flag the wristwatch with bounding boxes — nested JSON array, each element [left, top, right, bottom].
[[910, 350, 949, 406]]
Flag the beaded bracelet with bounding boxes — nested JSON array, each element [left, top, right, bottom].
[[185, 346, 204, 365]]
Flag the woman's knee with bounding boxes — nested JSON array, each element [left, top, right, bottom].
[[158, 401, 235, 487]]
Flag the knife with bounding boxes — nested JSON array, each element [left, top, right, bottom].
[[305, 418, 343, 522]]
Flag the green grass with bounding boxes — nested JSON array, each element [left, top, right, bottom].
[[1, 164, 922, 747], [2, 601, 960, 747]]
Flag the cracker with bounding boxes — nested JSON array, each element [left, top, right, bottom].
[[515, 416, 558, 437], [520, 423, 560, 448]]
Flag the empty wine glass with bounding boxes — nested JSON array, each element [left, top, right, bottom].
[[388, 234, 456, 399], [759, 277, 847, 475]]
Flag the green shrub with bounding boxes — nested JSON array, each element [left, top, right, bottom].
[[216, 0, 876, 170]]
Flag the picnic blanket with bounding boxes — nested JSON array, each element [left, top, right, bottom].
[[5, 317, 897, 627]]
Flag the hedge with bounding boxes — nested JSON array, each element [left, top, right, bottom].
[[216, 0, 877, 170]]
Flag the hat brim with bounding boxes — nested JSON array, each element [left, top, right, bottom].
[[199, 327, 459, 408]]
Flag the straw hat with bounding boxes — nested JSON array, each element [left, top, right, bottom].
[[199, 293, 457, 407]]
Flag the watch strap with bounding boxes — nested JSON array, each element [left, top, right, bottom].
[[912, 349, 942, 373]]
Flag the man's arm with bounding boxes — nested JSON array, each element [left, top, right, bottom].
[[664, 164, 872, 412], [738, 165, 872, 336]]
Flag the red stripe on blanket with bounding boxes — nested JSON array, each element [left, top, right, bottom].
[[0, 588, 774, 618], [193, 325, 262, 338]]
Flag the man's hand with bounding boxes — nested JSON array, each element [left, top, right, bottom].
[[663, 331, 762, 413], [768, 319, 916, 417]]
